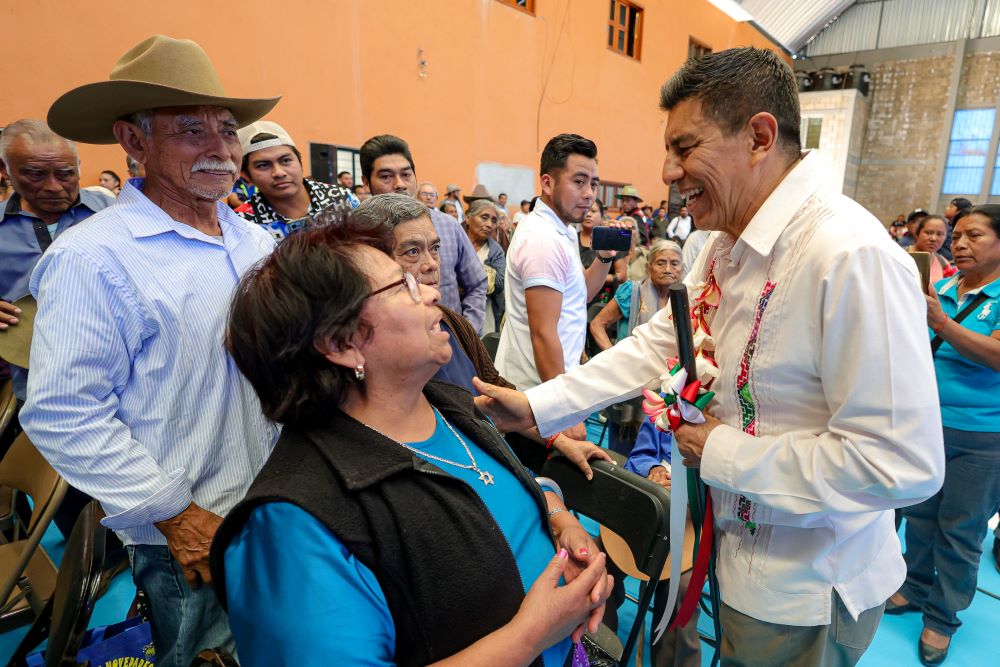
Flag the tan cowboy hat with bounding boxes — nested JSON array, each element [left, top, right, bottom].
[[463, 184, 496, 204], [0, 296, 37, 369], [48, 35, 281, 144], [600, 514, 696, 581], [615, 185, 642, 200]]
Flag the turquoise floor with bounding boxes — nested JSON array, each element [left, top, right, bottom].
[[2, 418, 997, 665]]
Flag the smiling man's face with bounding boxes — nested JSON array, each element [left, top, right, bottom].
[[661, 98, 755, 234]]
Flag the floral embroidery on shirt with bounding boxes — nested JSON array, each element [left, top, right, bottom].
[[732, 279, 777, 565]]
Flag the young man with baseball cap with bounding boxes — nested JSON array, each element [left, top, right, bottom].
[[237, 120, 355, 240]]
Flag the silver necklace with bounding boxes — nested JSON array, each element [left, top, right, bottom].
[[362, 407, 494, 485]]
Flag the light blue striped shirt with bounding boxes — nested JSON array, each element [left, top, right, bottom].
[[21, 179, 278, 546]]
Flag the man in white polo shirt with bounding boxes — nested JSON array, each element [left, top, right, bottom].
[[496, 133, 618, 438]]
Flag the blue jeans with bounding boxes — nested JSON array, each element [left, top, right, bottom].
[[129, 545, 235, 667], [900, 427, 1000, 637]]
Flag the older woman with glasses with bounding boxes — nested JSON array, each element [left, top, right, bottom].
[[353, 195, 610, 477], [212, 209, 613, 667]]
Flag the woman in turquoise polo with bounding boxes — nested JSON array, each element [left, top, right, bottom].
[[888, 205, 1000, 666]]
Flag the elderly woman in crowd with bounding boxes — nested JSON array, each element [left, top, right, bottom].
[[464, 199, 506, 335], [494, 206, 512, 253], [353, 194, 610, 476], [442, 199, 460, 220], [908, 214, 956, 287], [211, 212, 613, 666], [888, 205, 1000, 666]]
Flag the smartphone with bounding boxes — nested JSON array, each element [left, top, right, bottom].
[[591, 226, 632, 251], [911, 252, 931, 293]]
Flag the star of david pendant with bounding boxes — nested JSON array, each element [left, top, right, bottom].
[[478, 469, 494, 485]]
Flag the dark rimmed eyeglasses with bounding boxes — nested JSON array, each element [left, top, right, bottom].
[[371, 272, 421, 304]]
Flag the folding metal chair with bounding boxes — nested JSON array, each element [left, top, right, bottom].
[[541, 454, 672, 666], [10, 501, 107, 667], [0, 431, 68, 632]]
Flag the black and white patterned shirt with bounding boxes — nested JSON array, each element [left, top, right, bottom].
[[239, 178, 355, 241]]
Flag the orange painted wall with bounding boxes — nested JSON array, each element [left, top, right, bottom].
[[1, 0, 781, 205]]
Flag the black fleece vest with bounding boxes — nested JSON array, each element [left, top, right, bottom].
[[211, 382, 548, 667]]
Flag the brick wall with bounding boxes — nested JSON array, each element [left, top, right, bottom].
[[854, 55, 953, 224]]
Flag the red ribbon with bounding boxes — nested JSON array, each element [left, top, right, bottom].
[[669, 490, 714, 630]]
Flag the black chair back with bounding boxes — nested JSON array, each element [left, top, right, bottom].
[[541, 455, 671, 666], [10, 500, 107, 667], [480, 332, 501, 361]]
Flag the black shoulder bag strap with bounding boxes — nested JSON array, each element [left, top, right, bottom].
[[930, 291, 990, 355]]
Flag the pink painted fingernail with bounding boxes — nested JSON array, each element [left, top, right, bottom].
[[557, 548, 568, 559]]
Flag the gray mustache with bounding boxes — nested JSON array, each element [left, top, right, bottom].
[[191, 159, 237, 174]]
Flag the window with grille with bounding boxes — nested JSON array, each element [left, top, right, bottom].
[[942, 109, 996, 195], [496, 0, 535, 14], [688, 38, 712, 61], [608, 0, 643, 60]]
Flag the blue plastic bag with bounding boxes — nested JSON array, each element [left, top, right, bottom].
[[26, 616, 156, 666]]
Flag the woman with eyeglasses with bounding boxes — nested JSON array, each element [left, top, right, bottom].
[[212, 203, 613, 667]]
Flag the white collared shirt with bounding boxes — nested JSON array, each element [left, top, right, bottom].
[[496, 199, 587, 390], [526, 152, 944, 626]]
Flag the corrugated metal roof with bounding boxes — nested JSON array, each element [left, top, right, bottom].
[[736, 0, 859, 53], [732, 1, 1000, 57]]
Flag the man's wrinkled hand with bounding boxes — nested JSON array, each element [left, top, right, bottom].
[[155, 503, 223, 589], [673, 412, 722, 468]]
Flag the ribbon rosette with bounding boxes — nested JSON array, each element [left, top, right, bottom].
[[641, 360, 715, 433]]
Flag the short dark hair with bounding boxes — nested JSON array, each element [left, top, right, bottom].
[[907, 209, 929, 225], [498, 192, 507, 198], [226, 214, 394, 425], [949, 197, 973, 212], [241, 133, 302, 174], [540, 133, 598, 178], [100, 170, 121, 186], [360, 134, 415, 181], [660, 47, 801, 155], [969, 204, 1000, 236], [353, 184, 365, 194], [338, 170, 351, 179]]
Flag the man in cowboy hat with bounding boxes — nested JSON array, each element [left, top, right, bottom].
[[616, 184, 651, 245], [21, 35, 280, 664], [236, 120, 355, 240], [463, 183, 496, 206]]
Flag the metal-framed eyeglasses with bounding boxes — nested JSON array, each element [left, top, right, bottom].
[[370, 272, 422, 304]]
